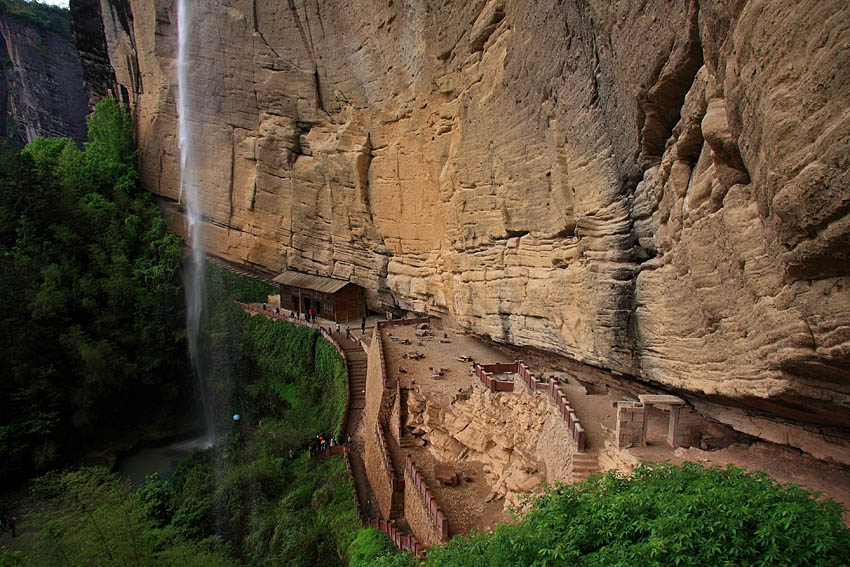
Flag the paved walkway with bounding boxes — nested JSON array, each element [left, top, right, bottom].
[[332, 328, 381, 520]]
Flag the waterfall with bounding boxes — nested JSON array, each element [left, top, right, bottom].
[[177, 0, 214, 448]]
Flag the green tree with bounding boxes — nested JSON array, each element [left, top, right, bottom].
[[0, 99, 187, 483]]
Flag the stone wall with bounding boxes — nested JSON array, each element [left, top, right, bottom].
[[404, 456, 448, 547], [90, 0, 850, 463], [615, 402, 645, 449], [363, 330, 401, 519]]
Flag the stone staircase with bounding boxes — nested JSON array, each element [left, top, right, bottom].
[[570, 452, 601, 483], [345, 346, 368, 411]]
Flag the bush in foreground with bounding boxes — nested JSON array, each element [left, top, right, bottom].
[[377, 462, 850, 567]]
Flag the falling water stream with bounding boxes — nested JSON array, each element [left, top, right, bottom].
[[177, 0, 215, 448]]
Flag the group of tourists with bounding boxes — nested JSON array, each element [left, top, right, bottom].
[[310, 433, 353, 456], [258, 303, 369, 341]]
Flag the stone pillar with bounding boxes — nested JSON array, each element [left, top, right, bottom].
[[667, 406, 681, 448], [615, 402, 646, 448]]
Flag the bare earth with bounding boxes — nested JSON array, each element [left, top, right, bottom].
[[380, 322, 850, 529], [383, 323, 514, 533]]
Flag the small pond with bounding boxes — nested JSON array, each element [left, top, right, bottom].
[[117, 435, 212, 490]]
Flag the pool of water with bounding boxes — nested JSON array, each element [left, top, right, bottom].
[[117, 435, 212, 490]]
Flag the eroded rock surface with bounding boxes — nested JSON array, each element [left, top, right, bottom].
[[91, 0, 850, 462]]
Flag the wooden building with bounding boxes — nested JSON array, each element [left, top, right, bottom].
[[273, 271, 365, 322]]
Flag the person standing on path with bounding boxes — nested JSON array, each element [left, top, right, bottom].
[[335, 321, 340, 334], [361, 315, 366, 335]]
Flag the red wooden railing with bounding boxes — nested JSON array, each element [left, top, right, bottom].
[[478, 359, 587, 452]]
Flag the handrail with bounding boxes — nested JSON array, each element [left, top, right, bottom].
[[234, 301, 350, 436], [368, 518, 424, 556]]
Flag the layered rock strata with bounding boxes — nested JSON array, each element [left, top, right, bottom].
[[91, 0, 850, 462]]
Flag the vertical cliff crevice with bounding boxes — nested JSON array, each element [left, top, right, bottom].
[[636, 0, 704, 170], [69, 0, 119, 108]]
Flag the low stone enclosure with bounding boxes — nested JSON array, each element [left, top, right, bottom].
[[475, 360, 587, 452], [405, 455, 450, 545]]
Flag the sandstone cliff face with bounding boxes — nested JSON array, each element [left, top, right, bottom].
[[96, 0, 850, 461], [0, 9, 88, 144]]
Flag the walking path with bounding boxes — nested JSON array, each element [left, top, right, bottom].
[[334, 328, 381, 520], [236, 302, 383, 523]]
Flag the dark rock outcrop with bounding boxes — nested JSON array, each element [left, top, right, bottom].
[[0, 7, 88, 144]]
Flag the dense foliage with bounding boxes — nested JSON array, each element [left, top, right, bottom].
[[3, 265, 360, 565], [0, 99, 187, 484], [369, 462, 850, 567], [22, 467, 234, 566], [188, 264, 359, 565]]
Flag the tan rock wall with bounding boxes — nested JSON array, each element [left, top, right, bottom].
[[103, 0, 850, 461]]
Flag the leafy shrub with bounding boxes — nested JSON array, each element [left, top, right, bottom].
[[135, 473, 176, 528], [399, 462, 850, 567], [0, 99, 187, 483]]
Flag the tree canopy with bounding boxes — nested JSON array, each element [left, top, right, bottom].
[[0, 98, 187, 483]]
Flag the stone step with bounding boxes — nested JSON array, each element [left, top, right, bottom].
[[572, 453, 599, 462]]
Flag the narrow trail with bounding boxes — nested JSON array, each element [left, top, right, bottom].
[[236, 299, 383, 523], [333, 329, 382, 521]]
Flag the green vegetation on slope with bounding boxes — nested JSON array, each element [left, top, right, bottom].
[[4, 264, 362, 566], [191, 263, 360, 565], [0, 99, 186, 484], [367, 461, 850, 567]]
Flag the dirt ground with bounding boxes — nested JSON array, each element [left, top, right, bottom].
[[383, 322, 514, 532], [381, 320, 850, 530]]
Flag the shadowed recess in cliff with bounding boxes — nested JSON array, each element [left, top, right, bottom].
[[636, 0, 704, 170]]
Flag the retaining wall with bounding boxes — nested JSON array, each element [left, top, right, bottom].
[[512, 360, 587, 452], [404, 455, 449, 546], [368, 519, 424, 556]]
